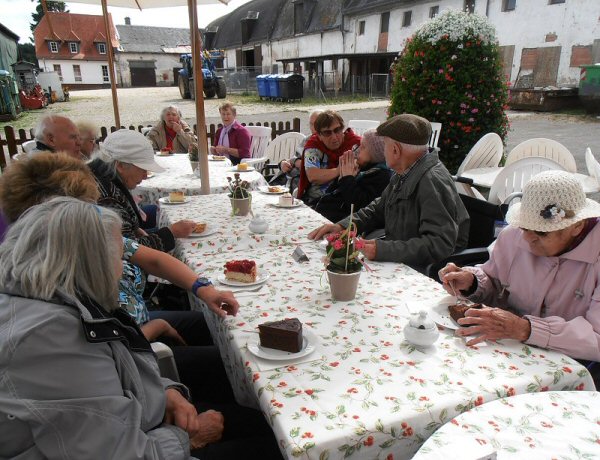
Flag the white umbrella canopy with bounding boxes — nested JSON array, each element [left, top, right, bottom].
[[55, 0, 231, 193]]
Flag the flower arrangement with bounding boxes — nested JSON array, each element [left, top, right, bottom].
[[325, 220, 364, 274], [227, 173, 250, 199], [388, 9, 510, 173], [540, 204, 574, 222]]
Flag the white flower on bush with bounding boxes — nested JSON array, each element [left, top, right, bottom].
[[416, 9, 497, 45]]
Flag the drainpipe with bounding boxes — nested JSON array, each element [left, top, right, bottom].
[[486, 0, 491, 16]]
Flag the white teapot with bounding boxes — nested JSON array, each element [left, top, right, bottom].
[[248, 214, 268, 234], [403, 310, 439, 347]]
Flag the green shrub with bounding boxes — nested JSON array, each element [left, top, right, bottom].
[[388, 10, 510, 173]]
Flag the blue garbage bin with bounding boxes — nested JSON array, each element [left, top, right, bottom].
[[267, 74, 280, 100], [256, 74, 269, 100]]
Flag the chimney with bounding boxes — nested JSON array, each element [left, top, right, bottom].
[[124, 17, 131, 25]]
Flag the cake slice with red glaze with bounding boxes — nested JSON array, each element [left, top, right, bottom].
[[224, 259, 257, 283]]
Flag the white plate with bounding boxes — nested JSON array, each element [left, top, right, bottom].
[[258, 186, 286, 195], [247, 330, 316, 361], [229, 166, 256, 172], [217, 272, 270, 287], [270, 201, 303, 208], [208, 155, 228, 161], [155, 152, 173, 157], [159, 196, 191, 205], [185, 224, 218, 238], [429, 296, 464, 330]]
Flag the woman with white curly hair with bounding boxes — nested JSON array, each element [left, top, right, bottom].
[[147, 105, 195, 153]]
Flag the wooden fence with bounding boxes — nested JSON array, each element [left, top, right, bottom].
[[0, 118, 301, 168]]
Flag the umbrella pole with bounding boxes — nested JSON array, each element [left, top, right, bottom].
[[188, 0, 210, 195], [101, 0, 121, 128]]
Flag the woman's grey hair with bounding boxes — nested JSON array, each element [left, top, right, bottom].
[[0, 197, 123, 311], [361, 129, 386, 163], [76, 120, 98, 140], [160, 105, 183, 121], [91, 148, 119, 177]]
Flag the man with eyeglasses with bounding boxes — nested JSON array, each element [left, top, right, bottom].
[[309, 114, 469, 273], [296, 110, 361, 205]]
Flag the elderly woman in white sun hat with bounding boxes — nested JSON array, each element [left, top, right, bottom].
[[440, 170, 600, 363], [89, 129, 196, 252]]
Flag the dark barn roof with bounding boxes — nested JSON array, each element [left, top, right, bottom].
[[206, 0, 286, 49], [343, 0, 423, 16]]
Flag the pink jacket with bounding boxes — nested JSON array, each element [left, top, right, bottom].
[[465, 224, 600, 361], [213, 120, 251, 164]]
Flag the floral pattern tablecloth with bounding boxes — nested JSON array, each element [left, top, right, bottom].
[[413, 391, 600, 459], [133, 154, 268, 205], [160, 193, 594, 460]]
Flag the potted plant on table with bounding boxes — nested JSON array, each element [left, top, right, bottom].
[[188, 142, 199, 173], [324, 208, 365, 301], [227, 173, 252, 216]]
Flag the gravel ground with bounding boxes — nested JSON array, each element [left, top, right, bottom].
[[4, 86, 600, 194]]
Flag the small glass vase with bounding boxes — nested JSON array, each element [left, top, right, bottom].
[[326, 268, 361, 301]]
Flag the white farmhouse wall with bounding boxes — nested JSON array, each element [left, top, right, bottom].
[[487, 0, 600, 86], [37, 59, 111, 85], [116, 53, 182, 87]]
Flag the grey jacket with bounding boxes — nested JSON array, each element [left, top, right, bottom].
[[339, 150, 469, 272], [0, 288, 193, 460]]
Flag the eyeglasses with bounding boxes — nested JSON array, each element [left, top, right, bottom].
[[520, 228, 549, 237], [319, 126, 344, 137]]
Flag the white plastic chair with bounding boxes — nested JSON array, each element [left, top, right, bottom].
[[253, 131, 306, 179], [347, 120, 379, 136], [429, 122, 442, 149], [505, 138, 576, 173], [151, 341, 180, 382], [457, 133, 504, 175], [585, 148, 599, 178], [242, 125, 273, 171], [488, 157, 566, 205], [141, 127, 152, 136], [22, 140, 36, 154]]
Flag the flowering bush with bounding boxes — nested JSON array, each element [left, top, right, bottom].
[[325, 222, 364, 274], [388, 9, 510, 173], [227, 173, 250, 199]]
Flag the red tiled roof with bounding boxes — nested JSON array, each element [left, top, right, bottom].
[[34, 12, 119, 61]]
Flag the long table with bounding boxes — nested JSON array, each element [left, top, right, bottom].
[[134, 154, 268, 205], [160, 192, 594, 460]]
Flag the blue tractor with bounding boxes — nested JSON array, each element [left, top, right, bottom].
[[178, 52, 227, 100]]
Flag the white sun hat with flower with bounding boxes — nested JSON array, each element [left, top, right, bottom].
[[506, 170, 600, 233]]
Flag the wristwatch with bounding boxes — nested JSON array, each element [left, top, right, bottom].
[[191, 277, 213, 297]]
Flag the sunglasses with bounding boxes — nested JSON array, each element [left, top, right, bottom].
[[520, 228, 549, 237], [320, 126, 344, 137]]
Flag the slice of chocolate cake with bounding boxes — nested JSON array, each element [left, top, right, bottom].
[[448, 303, 483, 323], [258, 318, 303, 353]]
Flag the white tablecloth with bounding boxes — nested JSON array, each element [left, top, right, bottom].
[[134, 154, 267, 205], [414, 390, 600, 459], [160, 193, 594, 460]]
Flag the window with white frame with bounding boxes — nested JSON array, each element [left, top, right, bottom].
[[402, 11, 412, 27], [49, 41, 58, 53], [69, 42, 78, 53], [73, 64, 82, 82], [101, 65, 109, 82], [53, 64, 63, 81], [358, 20, 365, 36], [97, 42, 106, 54], [430, 6, 439, 18]]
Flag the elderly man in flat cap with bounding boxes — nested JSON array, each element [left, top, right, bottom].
[[309, 114, 469, 272]]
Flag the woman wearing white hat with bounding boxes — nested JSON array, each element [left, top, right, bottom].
[[440, 170, 600, 362], [89, 129, 196, 252]]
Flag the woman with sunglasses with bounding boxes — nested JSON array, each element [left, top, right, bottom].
[[296, 110, 361, 205], [440, 170, 600, 363]]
